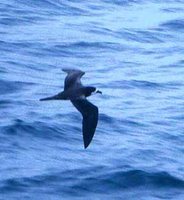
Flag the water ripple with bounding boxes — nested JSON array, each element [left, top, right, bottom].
[[160, 19, 184, 31]]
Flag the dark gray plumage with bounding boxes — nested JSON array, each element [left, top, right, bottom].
[[40, 69, 102, 149]]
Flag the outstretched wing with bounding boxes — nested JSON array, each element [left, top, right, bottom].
[[62, 68, 85, 91], [71, 99, 98, 149]]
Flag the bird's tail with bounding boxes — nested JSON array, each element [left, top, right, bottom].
[[40, 94, 60, 101]]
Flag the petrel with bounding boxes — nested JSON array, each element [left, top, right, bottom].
[[40, 69, 102, 149]]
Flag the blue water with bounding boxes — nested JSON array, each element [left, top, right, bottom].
[[0, 0, 184, 199]]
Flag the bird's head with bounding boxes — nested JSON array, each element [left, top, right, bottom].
[[84, 87, 102, 97]]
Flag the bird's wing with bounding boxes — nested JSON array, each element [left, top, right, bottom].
[[71, 99, 98, 149], [62, 68, 85, 90]]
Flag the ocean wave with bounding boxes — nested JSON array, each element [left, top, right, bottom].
[[160, 19, 184, 31], [42, 41, 126, 57], [0, 80, 29, 95], [0, 0, 92, 26], [1, 119, 70, 141], [106, 80, 166, 90], [1, 169, 183, 194], [99, 170, 184, 189], [102, 0, 143, 6]]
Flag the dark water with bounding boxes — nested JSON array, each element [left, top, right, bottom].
[[1, 0, 184, 199]]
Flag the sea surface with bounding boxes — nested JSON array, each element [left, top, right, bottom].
[[0, 0, 184, 199]]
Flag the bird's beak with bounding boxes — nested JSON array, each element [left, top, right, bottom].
[[96, 90, 102, 94], [40, 94, 60, 101]]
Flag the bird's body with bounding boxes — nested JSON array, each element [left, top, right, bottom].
[[40, 69, 101, 149]]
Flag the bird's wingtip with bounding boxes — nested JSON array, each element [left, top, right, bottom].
[[84, 140, 91, 149], [62, 68, 85, 74], [62, 68, 69, 73], [84, 143, 89, 149]]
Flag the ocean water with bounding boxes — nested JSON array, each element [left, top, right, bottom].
[[0, 0, 184, 199]]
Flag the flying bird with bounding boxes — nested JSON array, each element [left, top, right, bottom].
[[40, 69, 102, 149]]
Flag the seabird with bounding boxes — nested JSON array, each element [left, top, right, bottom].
[[40, 69, 102, 149]]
